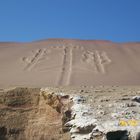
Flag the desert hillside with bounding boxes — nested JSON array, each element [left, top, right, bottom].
[[0, 86, 140, 140], [0, 39, 140, 87]]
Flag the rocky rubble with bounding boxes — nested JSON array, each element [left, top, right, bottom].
[[60, 87, 140, 140], [63, 94, 140, 140], [0, 87, 140, 140]]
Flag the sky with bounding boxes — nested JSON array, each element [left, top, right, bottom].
[[0, 0, 140, 43]]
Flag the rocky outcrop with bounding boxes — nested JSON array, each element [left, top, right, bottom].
[[66, 88, 140, 140], [0, 87, 140, 140], [0, 88, 70, 140]]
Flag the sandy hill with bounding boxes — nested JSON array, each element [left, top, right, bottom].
[[0, 87, 140, 140], [0, 39, 140, 87]]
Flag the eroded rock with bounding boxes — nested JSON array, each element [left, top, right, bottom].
[[0, 87, 140, 140], [0, 88, 71, 140], [132, 96, 140, 103]]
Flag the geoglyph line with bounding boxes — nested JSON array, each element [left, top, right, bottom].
[[95, 50, 105, 74], [82, 50, 111, 74], [58, 46, 73, 86], [23, 49, 47, 71]]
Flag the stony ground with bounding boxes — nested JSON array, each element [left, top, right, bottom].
[[0, 86, 140, 140]]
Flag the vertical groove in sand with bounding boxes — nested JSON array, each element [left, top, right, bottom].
[[95, 51, 111, 74], [95, 50, 105, 74], [58, 46, 73, 86], [68, 47, 73, 85], [24, 49, 46, 71]]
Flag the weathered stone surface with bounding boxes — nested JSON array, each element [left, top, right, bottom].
[[0, 88, 70, 140], [0, 86, 140, 140], [132, 96, 140, 103]]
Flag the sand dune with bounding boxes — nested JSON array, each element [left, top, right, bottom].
[[0, 39, 140, 87]]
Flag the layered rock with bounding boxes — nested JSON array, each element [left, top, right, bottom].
[[0, 88, 70, 140], [0, 87, 140, 140]]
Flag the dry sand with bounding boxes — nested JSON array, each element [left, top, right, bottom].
[[0, 39, 140, 87]]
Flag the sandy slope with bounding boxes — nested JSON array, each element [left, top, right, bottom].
[[0, 86, 140, 140], [0, 39, 140, 87]]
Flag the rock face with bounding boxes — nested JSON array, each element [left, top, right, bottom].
[[0, 88, 70, 140], [0, 86, 140, 140]]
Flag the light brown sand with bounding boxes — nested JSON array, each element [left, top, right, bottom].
[[0, 39, 140, 87]]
